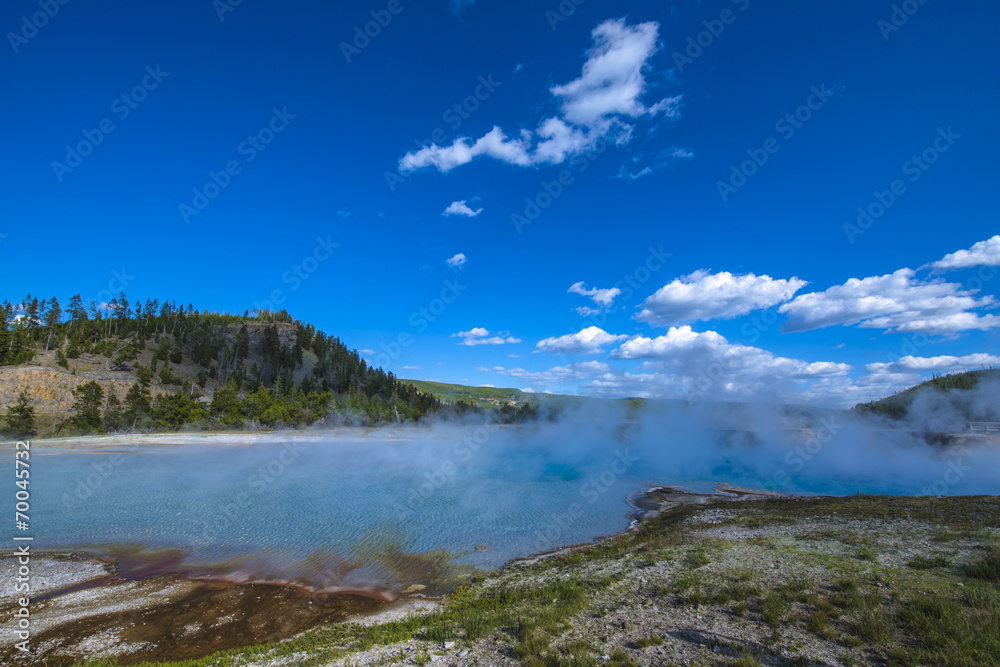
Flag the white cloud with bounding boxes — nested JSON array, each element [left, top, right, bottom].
[[612, 326, 851, 381], [778, 268, 999, 334], [443, 200, 483, 217], [445, 253, 468, 269], [575, 306, 601, 317], [359, 348, 376, 355], [457, 327, 489, 338], [866, 353, 1000, 374], [637, 270, 806, 326], [579, 367, 913, 407], [399, 365, 420, 370], [535, 326, 630, 355], [568, 281, 622, 307], [489, 361, 610, 386], [453, 328, 522, 346], [399, 19, 680, 173], [931, 235, 1000, 271]]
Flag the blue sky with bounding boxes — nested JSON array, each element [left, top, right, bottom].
[[3, 0, 998, 407]]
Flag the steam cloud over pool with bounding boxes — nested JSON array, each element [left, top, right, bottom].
[[22, 400, 1000, 595]]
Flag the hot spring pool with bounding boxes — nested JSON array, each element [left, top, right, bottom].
[[11, 416, 998, 595], [22, 426, 658, 593]]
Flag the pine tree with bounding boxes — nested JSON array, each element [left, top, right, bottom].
[[169, 341, 183, 364], [71, 381, 104, 431], [236, 324, 250, 363], [104, 392, 125, 432], [123, 382, 152, 426], [43, 296, 61, 350], [68, 294, 88, 323], [4, 389, 36, 435]]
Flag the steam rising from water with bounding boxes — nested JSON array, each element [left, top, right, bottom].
[[17, 384, 1000, 593]]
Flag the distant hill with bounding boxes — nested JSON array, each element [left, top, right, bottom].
[[853, 368, 999, 422], [400, 379, 551, 408], [1, 294, 441, 436]]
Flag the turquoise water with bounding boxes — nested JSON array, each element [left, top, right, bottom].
[[22, 427, 658, 593], [12, 418, 998, 594]]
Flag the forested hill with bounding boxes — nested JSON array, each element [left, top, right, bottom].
[[0, 293, 441, 436], [852, 368, 999, 422]]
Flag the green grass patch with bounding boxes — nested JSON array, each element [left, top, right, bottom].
[[894, 587, 1000, 666], [686, 549, 711, 569], [854, 545, 877, 561], [854, 608, 892, 644], [762, 592, 787, 628], [796, 528, 839, 541], [633, 636, 664, 648], [806, 610, 832, 638], [907, 553, 952, 570], [963, 544, 1000, 583]]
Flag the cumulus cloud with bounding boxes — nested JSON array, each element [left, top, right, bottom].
[[443, 200, 483, 217], [778, 268, 999, 334], [575, 306, 601, 317], [612, 326, 851, 380], [399, 19, 681, 173], [488, 361, 610, 386], [359, 348, 376, 355], [534, 326, 630, 355], [930, 235, 1000, 271], [452, 328, 522, 346], [866, 353, 1000, 374], [568, 281, 622, 307], [561, 327, 855, 404], [637, 270, 806, 326], [445, 253, 468, 269]]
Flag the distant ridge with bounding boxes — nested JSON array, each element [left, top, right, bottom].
[[400, 379, 553, 408]]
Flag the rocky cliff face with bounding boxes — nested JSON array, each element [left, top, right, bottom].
[[0, 365, 169, 415]]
